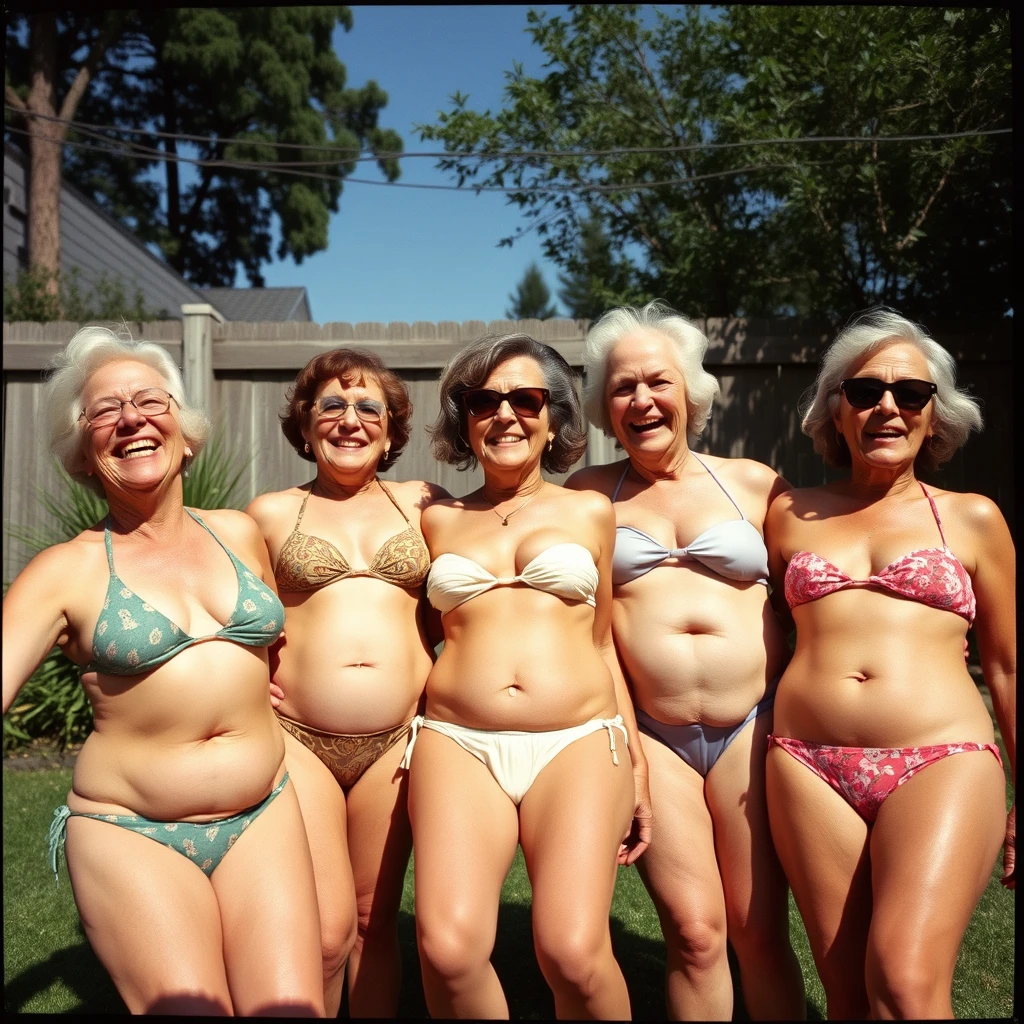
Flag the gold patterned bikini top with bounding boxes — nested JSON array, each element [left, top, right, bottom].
[[275, 479, 431, 592]]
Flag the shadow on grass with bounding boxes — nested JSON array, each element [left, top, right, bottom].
[[4, 921, 126, 1014], [394, 905, 825, 1021]]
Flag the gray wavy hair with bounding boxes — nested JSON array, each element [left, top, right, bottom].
[[800, 308, 983, 471], [582, 301, 720, 443], [42, 324, 210, 496]]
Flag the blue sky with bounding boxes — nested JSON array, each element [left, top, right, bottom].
[[251, 5, 574, 324]]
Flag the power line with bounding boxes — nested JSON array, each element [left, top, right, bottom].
[[3, 121, 834, 195], [4, 104, 1012, 164]]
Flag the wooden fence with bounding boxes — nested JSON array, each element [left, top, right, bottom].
[[3, 311, 1012, 581]]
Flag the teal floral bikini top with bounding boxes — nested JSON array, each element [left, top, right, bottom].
[[88, 509, 284, 676]]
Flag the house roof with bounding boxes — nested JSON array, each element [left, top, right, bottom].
[[197, 287, 311, 323]]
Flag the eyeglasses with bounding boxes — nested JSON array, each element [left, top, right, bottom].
[[462, 387, 549, 419], [313, 396, 387, 422], [80, 387, 178, 426], [839, 377, 937, 412]]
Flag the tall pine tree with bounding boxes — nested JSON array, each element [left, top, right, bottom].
[[506, 262, 557, 320]]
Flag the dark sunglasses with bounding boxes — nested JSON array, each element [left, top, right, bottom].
[[462, 387, 549, 418], [839, 377, 937, 412]]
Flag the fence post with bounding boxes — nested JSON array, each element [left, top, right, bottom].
[[180, 303, 223, 415]]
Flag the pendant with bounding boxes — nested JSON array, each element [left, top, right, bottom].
[[501, 517, 509, 526]]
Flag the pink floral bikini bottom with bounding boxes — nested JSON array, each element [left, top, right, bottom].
[[769, 735, 1002, 823]]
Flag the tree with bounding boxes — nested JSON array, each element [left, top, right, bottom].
[[507, 262, 557, 320], [4, 8, 402, 289], [420, 6, 1011, 322], [557, 213, 632, 320]]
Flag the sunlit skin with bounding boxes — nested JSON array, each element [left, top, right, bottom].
[[410, 354, 647, 1020], [246, 371, 447, 1017], [567, 328, 805, 1021], [765, 339, 1015, 1019], [1, 357, 324, 1016]]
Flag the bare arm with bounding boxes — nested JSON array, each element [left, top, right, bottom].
[[764, 490, 796, 636], [2, 546, 77, 714], [589, 492, 651, 864], [966, 495, 1016, 887]]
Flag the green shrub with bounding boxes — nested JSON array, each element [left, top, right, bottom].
[[3, 437, 252, 752], [3, 265, 168, 323]]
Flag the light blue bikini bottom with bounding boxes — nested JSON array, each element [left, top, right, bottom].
[[47, 773, 290, 882]]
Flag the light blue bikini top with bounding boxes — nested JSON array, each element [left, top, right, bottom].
[[88, 509, 284, 676], [611, 456, 769, 587]]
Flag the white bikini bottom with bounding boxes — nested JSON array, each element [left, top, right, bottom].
[[400, 714, 627, 805]]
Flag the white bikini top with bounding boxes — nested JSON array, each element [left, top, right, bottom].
[[427, 543, 599, 615], [611, 456, 770, 587]]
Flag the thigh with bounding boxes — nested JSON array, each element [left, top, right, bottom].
[[705, 710, 789, 931], [519, 726, 634, 938], [212, 779, 325, 1016], [345, 727, 413, 924], [766, 743, 871, 1003], [282, 729, 357, 939], [635, 731, 727, 931], [867, 749, 1005, 975], [65, 816, 231, 1014], [408, 728, 519, 943]]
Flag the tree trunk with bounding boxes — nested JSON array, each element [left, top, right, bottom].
[[26, 14, 63, 294]]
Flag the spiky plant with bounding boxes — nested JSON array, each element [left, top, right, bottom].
[[3, 435, 253, 751]]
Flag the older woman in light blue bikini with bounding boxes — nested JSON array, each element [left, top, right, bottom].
[[2, 326, 323, 1015], [567, 302, 805, 1020]]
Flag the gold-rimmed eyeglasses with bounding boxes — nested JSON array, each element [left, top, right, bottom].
[[79, 387, 179, 427]]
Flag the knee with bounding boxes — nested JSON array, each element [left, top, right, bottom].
[[417, 910, 492, 983], [664, 913, 728, 975], [533, 923, 609, 997], [321, 908, 357, 980], [355, 888, 401, 945], [866, 945, 945, 1019]]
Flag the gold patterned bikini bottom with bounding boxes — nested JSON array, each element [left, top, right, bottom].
[[276, 712, 413, 791]]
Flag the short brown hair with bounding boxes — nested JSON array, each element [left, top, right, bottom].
[[429, 334, 587, 473], [280, 348, 412, 467]]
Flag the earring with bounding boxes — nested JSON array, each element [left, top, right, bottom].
[[182, 456, 192, 479], [383, 445, 391, 461], [547, 438, 554, 452], [304, 442, 310, 454]]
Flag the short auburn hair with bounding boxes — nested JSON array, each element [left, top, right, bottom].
[[280, 348, 412, 467]]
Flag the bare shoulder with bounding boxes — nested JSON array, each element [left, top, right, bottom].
[[7, 528, 103, 597], [564, 460, 627, 496], [387, 478, 452, 512], [704, 454, 788, 496], [934, 489, 1011, 538], [766, 483, 824, 521], [419, 494, 462, 530], [194, 507, 263, 545], [244, 485, 308, 525], [555, 483, 614, 526]]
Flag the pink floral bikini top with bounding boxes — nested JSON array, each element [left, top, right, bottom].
[[784, 482, 976, 624]]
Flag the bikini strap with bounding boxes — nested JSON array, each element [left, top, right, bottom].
[[377, 478, 412, 525], [918, 482, 949, 550], [293, 483, 315, 531], [691, 453, 745, 519], [102, 517, 116, 572], [611, 461, 632, 502]]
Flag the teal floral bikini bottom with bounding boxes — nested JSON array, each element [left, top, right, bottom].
[[48, 773, 290, 882]]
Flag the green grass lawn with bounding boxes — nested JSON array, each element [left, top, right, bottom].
[[4, 710, 1015, 1018]]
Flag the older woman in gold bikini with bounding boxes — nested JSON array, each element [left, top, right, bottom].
[[246, 349, 447, 1017]]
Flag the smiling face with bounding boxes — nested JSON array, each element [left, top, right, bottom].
[[834, 339, 936, 470], [302, 374, 390, 477], [79, 358, 185, 493], [604, 328, 690, 462], [465, 355, 554, 473]]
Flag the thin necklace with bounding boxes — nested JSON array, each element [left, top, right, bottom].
[[485, 490, 538, 526]]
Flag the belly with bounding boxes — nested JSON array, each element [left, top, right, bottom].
[[72, 640, 285, 819], [275, 579, 431, 733], [613, 568, 787, 727], [426, 590, 615, 730], [776, 593, 993, 747]]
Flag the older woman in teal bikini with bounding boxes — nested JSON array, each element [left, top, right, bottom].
[[567, 302, 805, 1020], [765, 309, 1014, 1018], [247, 348, 448, 1017], [1, 326, 323, 1015]]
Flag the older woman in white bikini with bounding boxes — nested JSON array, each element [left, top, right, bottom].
[[246, 348, 447, 1017], [405, 333, 651, 1019], [765, 308, 1014, 1018], [2, 326, 322, 1015], [567, 302, 805, 1020]]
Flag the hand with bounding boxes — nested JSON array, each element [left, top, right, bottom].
[[1001, 802, 1015, 889], [268, 680, 285, 710], [618, 770, 652, 866]]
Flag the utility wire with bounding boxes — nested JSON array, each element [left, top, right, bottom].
[[3, 122, 833, 194], [4, 104, 1012, 163]]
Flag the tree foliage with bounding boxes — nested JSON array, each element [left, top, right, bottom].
[[557, 214, 632, 320], [3, 266, 166, 322], [5, 8, 402, 286], [507, 261, 557, 320], [421, 5, 1011, 321]]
